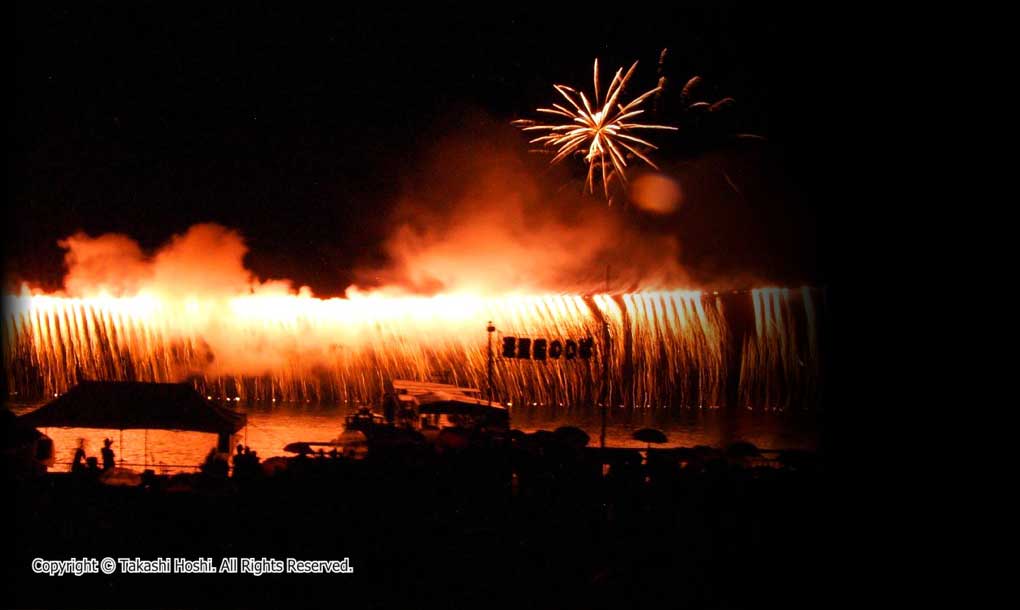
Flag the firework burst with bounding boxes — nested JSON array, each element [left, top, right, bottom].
[[514, 59, 677, 200]]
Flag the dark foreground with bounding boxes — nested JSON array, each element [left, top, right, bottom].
[[8, 445, 829, 609]]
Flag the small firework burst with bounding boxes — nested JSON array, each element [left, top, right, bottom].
[[513, 59, 677, 200]]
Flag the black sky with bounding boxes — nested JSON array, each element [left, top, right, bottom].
[[11, 5, 834, 295]]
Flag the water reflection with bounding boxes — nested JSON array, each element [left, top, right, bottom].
[[11, 402, 819, 473]]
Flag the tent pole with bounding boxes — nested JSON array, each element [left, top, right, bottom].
[[119, 429, 123, 466], [144, 428, 148, 469]]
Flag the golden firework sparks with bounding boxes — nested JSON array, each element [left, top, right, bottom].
[[513, 59, 677, 200], [4, 287, 820, 409]]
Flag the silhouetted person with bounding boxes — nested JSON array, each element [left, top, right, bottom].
[[101, 438, 115, 471], [72, 439, 87, 473], [251, 450, 262, 476], [231, 444, 261, 481], [233, 444, 245, 473], [85, 456, 100, 475], [201, 447, 228, 478]]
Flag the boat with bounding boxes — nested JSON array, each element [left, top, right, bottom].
[[282, 379, 509, 457], [385, 379, 509, 447]]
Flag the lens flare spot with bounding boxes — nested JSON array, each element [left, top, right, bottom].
[[630, 173, 683, 214]]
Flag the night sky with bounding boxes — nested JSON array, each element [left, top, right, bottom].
[[11, 5, 833, 295]]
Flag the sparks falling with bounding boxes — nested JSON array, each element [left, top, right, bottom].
[[513, 58, 677, 199], [4, 288, 821, 410]]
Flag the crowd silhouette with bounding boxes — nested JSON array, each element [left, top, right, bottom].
[[11, 427, 826, 608]]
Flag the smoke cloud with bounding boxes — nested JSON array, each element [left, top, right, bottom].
[[352, 124, 689, 295], [28, 121, 695, 379], [57, 223, 297, 299], [57, 233, 150, 297], [52, 118, 692, 300]]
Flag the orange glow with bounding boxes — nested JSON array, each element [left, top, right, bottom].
[[630, 173, 683, 214], [4, 286, 820, 409]]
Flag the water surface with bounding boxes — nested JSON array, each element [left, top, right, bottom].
[[11, 402, 819, 473]]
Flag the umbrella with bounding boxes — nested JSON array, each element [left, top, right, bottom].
[[553, 426, 590, 448], [725, 441, 761, 458], [632, 428, 668, 449], [283, 442, 314, 455]]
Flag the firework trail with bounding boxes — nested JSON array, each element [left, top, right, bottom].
[[513, 59, 677, 200], [4, 288, 822, 410]]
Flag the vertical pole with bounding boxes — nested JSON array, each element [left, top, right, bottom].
[[119, 428, 123, 467], [486, 321, 495, 406], [144, 428, 148, 470]]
